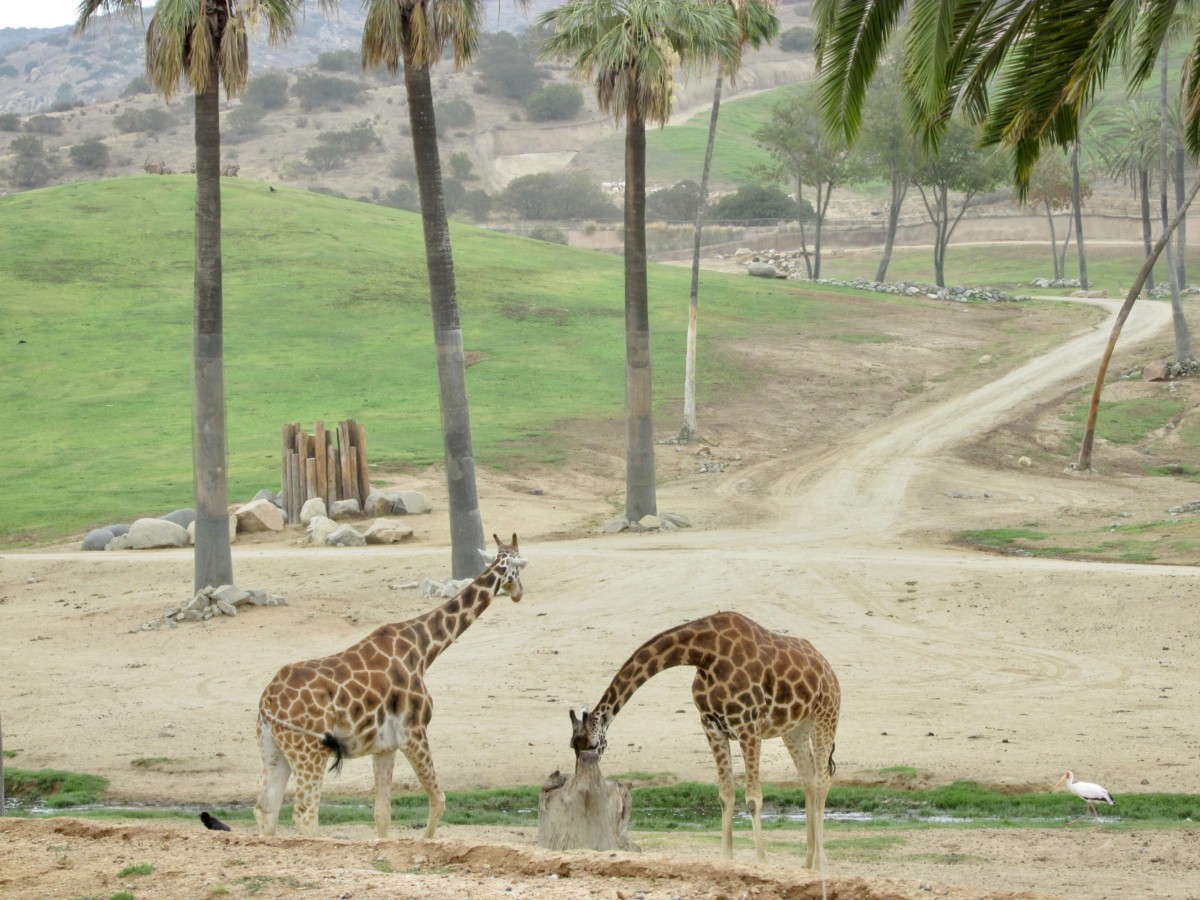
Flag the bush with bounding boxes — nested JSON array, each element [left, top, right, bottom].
[[113, 107, 173, 134], [8, 134, 54, 188], [646, 180, 702, 222], [500, 171, 620, 220], [225, 102, 266, 141], [449, 151, 475, 180], [0, 112, 20, 131], [317, 49, 361, 72], [476, 33, 544, 100], [460, 188, 493, 221], [389, 154, 416, 180], [121, 75, 151, 98], [244, 71, 290, 110], [291, 74, 365, 110], [69, 138, 110, 169], [527, 225, 568, 245], [708, 184, 811, 223], [779, 26, 815, 53], [524, 82, 584, 122], [24, 114, 63, 135], [306, 122, 382, 169], [381, 183, 419, 212], [435, 98, 475, 132]]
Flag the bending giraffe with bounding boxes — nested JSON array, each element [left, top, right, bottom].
[[570, 611, 840, 869], [254, 533, 528, 838]]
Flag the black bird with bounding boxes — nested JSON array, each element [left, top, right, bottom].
[[200, 811, 232, 832], [269, 185, 277, 193]]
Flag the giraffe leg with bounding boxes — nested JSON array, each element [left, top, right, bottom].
[[701, 717, 737, 860], [784, 725, 832, 871], [254, 721, 291, 836], [402, 731, 445, 839], [372, 751, 397, 838], [287, 736, 328, 837], [738, 734, 766, 863]]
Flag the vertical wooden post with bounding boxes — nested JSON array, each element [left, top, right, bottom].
[[354, 419, 370, 503], [281, 423, 298, 499], [326, 433, 339, 503], [338, 421, 354, 506], [314, 420, 328, 505], [304, 457, 318, 507], [288, 450, 302, 524]]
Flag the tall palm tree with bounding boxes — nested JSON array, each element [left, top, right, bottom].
[[360, 0, 490, 578], [540, 0, 740, 522], [680, 0, 778, 444], [76, 0, 319, 593]]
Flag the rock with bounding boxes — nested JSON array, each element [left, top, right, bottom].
[[978, 354, 993, 365], [660, 512, 691, 529], [747, 261, 777, 278], [395, 490, 432, 515], [365, 489, 407, 516], [81, 527, 116, 551], [106, 523, 131, 537], [602, 516, 629, 534], [1018, 456, 1032, 467], [215, 599, 238, 617], [1070, 289, 1108, 298], [306, 515, 338, 545], [365, 519, 414, 544], [126, 517, 189, 549], [637, 515, 661, 530], [422, 577, 472, 599], [299, 497, 327, 525], [1167, 500, 1200, 515], [253, 488, 285, 510], [187, 516, 237, 546], [329, 499, 362, 520], [326, 523, 367, 547], [1143, 361, 1171, 382], [211, 584, 250, 606], [159, 508, 196, 528], [235, 498, 285, 533]]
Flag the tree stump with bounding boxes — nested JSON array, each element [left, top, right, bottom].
[[537, 750, 638, 852]]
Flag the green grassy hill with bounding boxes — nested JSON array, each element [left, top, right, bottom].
[[0, 176, 853, 545]]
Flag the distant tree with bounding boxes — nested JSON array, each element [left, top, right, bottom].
[[0, 112, 20, 131], [291, 74, 365, 111], [113, 106, 173, 134], [69, 137, 110, 169], [317, 49, 361, 72], [121, 74, 151, 97], [442, 176, 467, 214], [646, 180, 702, 222], [8, 134, 54, 188], [381, 183, 420, 211], [244, 71, 290, 110], [1025, 150, 1080, 281], [225, 102, 266, 141], [778, 25, 814, 53], [24, 114, 63, 135], [523, 82, 584, 121], [914, 117, 1009, 287], [500, 171, 621, 220], [527, 224, 568, 244], [435, 98, 475, 133], [448, 151, 475, 180], [707, 183, 804, 221], [389, 154, 416, 180], [476, 32, 544, 100], [460, 188, 492, 221]]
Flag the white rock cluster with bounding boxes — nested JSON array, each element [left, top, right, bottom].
[[601, 511, 692, 534], [160, 584, 288, 627]]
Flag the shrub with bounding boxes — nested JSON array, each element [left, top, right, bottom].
[[0, 112, 20, 131], [291, 74, 365, 110], [708, 184, 811, 223], [646, 180, 702, 222], [244, 71, 290, 110], [317, 49, 361, 72], [121, 75, 151, 98], [524, 82, 584, 121], [225, 102, 266, 141], [113, 107, 173, 134], [69, 138, 110, 169], [527, 225, 568, 244], [24, 114, 63, 135], [435, 98, 475, 132], [779, 26, 815, 53], [475, 33, 544, 100], [500, 171, 620, 220], [389, 154, 416, 180], [8, 134, 54, 188], [460, 188, 493, 221], [381, 183, 419, 212], [448, 151, 474, 180]]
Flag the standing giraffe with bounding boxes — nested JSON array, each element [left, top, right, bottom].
[[255, 533, 528, 838], [570, 611, 840, 869]]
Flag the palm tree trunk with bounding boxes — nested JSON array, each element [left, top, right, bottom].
[[1077, 175, 1200, 470], [191, 74, 234, 593], [1160, 38, 1193, 363], [1044, 200, 1060, 279], [1175, 139, 1187, 288], [624, 114, 656, 522], [403, 31, 486, 577], [1071, 142, 1089, 289], [813, 182, 825, 280], [1140, 169, 1156, 289], [874, 167, 906, 283], [681, 74, 723, 444], [796, 175, 812, 278]]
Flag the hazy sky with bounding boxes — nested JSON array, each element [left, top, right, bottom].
[[1, 2, 90, 30]]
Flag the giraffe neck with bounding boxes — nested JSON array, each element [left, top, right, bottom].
[[592, 621, 717, 726], [409, 564, 503, 667]]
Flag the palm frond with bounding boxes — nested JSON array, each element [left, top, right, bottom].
[[814, 0, 906, 143], [361, 0, 406, 74]]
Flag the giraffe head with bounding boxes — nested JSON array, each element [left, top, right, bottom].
[[568, 707, 609, 758], [477, 532, 527, 602]]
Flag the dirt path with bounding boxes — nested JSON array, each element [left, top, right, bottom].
[[2, 293, 1198, 899]]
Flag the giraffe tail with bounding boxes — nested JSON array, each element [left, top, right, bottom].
[[827, 742, 837, 777], [321, 732, 347, 775]]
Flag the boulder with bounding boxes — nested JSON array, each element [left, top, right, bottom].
[[395, 490, 432, 515], [326, 524, 367, 547], [235, 498, 285, 533], [365, 519, 414, 544], [329, 499, 362, 520], [365, 489, 407, 517], [126, 517, 189, 549], [187, 516, 237, 545], [106, 523, 131, 537], [253, 488, 285, 510], [160, 508, 196, 528], [306, 515, 338, 545], [300, 497, 328, 525], [637, 515, 661, 530], [81, 527, 115, 551], [747, 261, 778, 278], [1143, 361, 1171, 382]]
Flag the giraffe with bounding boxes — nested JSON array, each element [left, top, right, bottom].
[[570, 611, 840, 869], [254, 533, 528, 839]]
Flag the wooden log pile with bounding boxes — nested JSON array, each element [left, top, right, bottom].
[[280, 420, 370, 524]]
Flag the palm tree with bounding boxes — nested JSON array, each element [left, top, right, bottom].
[[680, 0, 779, 444], [360, 0, 490, 578], [76, 0, 319, 593], [540, 0, 740, 522]]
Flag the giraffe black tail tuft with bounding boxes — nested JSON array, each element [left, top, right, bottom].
[[321, 732, 347, 774], [827, 742, 837, 777]]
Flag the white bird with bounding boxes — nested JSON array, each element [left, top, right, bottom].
[[1055, 770, 1114, 831]]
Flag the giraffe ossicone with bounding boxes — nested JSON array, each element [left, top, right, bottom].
[[254, 533, 527, 839], [571, 611, 840, 870]]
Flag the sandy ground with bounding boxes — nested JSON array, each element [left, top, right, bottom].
[[2, 287, 1199, 900]]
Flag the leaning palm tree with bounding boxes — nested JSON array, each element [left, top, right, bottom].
[[359, 0, 492, 578], [76, 0, 320, 592], [680, 0, 778, 444], [540, 0, 740, 522]]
